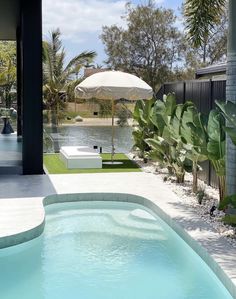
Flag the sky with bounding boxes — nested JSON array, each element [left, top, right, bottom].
[[42, 0, 182, 65]]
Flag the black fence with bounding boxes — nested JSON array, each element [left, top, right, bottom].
[[156, 79, 226, 189]]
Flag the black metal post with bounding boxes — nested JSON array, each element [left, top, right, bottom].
[[16, 26, 22, 139], [21, 0, 43, 174]]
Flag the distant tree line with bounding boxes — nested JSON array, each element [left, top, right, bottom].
[[100, 1, 227, 91], [0, 42, 16, 108]]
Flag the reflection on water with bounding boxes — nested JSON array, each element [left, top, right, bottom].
[[44, 126, 133, 153]]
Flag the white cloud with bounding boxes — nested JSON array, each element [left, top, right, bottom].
[[42, 0, 127, 41], [153, 0, 165, 4], [42, 0, 170, 63]]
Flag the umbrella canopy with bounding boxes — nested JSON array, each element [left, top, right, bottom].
[[75, 70, 153, 100], [75, 70, 153, 161]]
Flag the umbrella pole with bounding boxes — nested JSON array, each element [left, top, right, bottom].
[[111, 99, 115, 162]]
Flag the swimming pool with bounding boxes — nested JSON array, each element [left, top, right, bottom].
[[0, 201, 233, 299]]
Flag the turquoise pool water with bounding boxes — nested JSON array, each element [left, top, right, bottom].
[[0, 201, 233, 299]]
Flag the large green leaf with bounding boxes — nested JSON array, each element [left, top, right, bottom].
[[180, 104, 208, 163], [132, 99, 157, 154], [151, 94, 177, 133], [164, 93, 176, 116], [140, 94, 192, 182], [219, 194, 236, 210], [151, 100, 166, 133], [132, 129, 148, 152], [207, 109, 225, 160], [211, 159, 225, 177], [184, 0, 226, 47], [216, 101, 236, 126], [133, 100, 145, 120], [216, 100, 236, 146], [145, 137, 166, 156]]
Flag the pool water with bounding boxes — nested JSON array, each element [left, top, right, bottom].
[[0, 201, 233, 299]]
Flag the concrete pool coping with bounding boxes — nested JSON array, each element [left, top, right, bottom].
[[0, 172, 235, 298]]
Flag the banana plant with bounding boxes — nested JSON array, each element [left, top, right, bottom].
[[132, 98, 156, 157], [151, 93, 176, 135], [207, 109, 225, 201], [146, 135, 190, 182], [146, 94, 177, 174], [180, 104, 208, 193], [216, 100, 236, 145], [146, 94, 192, 183]]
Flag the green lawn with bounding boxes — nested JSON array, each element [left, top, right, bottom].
[[44, 153, 141, 174]]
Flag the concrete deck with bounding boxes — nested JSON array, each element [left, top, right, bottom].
[[0, 172, 235, 297], [0, 133, 22, 174]]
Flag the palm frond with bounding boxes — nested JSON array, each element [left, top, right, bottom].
[[43, 29, 96, 110], [64, 51, 96, 74], [51, 28, 63, 54], [43, 41, 54, 82], [184, 0, 226, 47]]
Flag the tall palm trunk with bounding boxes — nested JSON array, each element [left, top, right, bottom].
[[226, 1, 236, 195]]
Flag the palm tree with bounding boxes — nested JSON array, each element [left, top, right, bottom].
[[184, 0, 226, 48], [43, 29, 96, 126], [0, 52, 16, 108], [184, 0, 236, 196]]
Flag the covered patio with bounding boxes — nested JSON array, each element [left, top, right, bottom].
[[0, 0, 43, 174]]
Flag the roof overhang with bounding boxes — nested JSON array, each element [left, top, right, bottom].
[[196, 63, 227, 76], [0, 0, 19, 40]]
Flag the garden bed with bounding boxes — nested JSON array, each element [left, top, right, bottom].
[[128, 153, 236, 248]]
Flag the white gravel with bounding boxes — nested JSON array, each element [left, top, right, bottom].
[[128, 152, 236, 248]]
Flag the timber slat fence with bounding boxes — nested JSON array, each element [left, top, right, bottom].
[[156, 79, 226, 188]]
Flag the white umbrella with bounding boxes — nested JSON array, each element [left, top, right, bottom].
[[75, 70, 153, 161]]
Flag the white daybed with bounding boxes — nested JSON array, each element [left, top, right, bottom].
[[60, 146, 102, 169]]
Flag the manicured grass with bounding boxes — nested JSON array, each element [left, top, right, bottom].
[[44, 153, 141, 174]]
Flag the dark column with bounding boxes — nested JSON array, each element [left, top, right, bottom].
[[226, 1, 236, 194], [21, 0, 43, 174], [16, 26, 22, 138]]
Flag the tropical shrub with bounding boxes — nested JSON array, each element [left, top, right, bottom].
[[146, 94, 192, 183], [180, 105, 225, 198], [132, 93, 227, 199], [216, 100, 236, 145], [207, 109, 225, 201], [180, 104, 208, 192], [132, 98, 156, 158]]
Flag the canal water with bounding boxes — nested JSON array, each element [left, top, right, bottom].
[[44, 126, 133, 153]]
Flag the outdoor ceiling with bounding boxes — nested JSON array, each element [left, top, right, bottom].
[[0, 0, 19, 40]]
